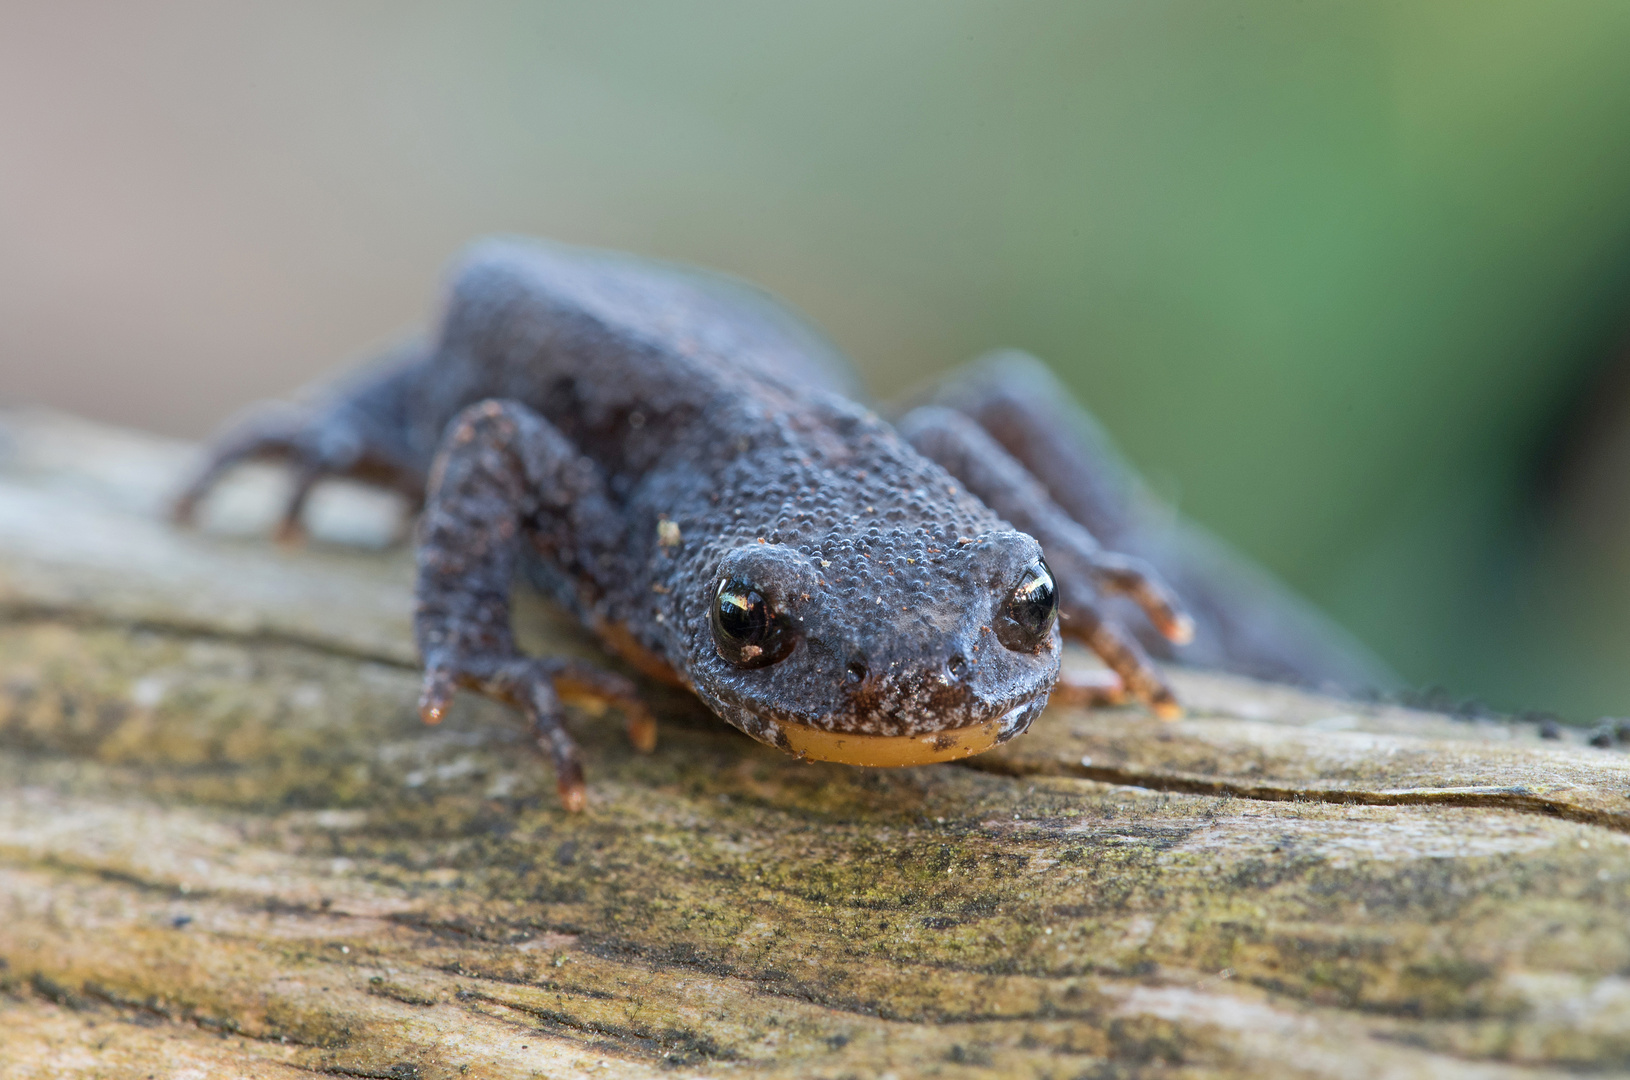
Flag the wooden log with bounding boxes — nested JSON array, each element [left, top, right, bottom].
[[1, 408, 1628, 1078]]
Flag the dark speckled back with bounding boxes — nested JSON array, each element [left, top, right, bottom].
[[421, 240, 1058, 744]]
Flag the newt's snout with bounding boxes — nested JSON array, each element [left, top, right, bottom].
[[768, 652, 1055, 766], [835, 644, 1036, 734]]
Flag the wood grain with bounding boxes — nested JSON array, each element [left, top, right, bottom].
[[2, 409, 1627, 1079]]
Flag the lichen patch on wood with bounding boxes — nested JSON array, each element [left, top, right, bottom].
[[2, 411, 1629, 1078]]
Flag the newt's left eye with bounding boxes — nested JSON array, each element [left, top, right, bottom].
[[997, 559, 1058, 652], [711, 576, 798, 669]]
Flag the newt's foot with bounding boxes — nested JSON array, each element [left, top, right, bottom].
[[1085, 550, 1194, 647], [1070, 551, 1188, 719], [418, 650, 653, 811], [1058, 604, 1182, 719], [172, 402, 421, 544]]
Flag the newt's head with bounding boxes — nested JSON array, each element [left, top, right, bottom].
[[684, 528, 1061, 766]]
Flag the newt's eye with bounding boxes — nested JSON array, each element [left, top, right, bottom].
[[997, 560, 1058, 652], [711, 576, 797, 669]]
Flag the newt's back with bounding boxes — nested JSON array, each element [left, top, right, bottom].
[[423, 240, 879, 496], [446, 240, 854, 407]]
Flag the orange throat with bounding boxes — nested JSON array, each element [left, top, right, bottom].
[[774, 714, 1013, 768]]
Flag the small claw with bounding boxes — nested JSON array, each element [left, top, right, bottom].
[[418, 669, 455, 725], [1090, 552, 1193, 647], [1072, 617, 1184, 721], [170, 455, 239, 530], [171, 492, 199, 528], [556, 760, 587, 812], [551, 666, 654, 752], [626, 707, 658, 754], [273, 515, 308, 548], [273, 465, 324, 548]]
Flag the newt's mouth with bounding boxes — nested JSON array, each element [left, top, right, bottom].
[[775, 697, 1046, 767]]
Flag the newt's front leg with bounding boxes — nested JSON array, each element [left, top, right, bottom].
[[414, 399, 654, 811]]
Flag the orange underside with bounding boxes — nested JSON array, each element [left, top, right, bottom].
[[777, 716, 1005, 767]]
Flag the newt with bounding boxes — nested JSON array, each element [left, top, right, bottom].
[[175, 239, 1384, 808]]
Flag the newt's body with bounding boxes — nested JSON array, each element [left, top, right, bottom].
[[178, 239, 1385, 807]]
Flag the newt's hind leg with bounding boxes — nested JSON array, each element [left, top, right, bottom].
[[414, 399, 654, 811], [905, 351, 1392, 691], [906, 351, 1142, 547], [897, 405, 1191, 718], [173, 343, 434, 543]]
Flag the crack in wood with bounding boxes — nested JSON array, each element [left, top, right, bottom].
[[963, 757, 1630, 833]]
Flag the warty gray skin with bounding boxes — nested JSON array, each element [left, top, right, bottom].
[[177, 238, 1379, 807]]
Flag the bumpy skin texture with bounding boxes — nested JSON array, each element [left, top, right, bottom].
[[904, 352, 1393, 690], [177, 238, 1381, 805]]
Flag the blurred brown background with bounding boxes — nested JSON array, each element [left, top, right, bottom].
[[6, 2, 1630, 722]]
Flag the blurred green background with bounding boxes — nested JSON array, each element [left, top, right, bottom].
[[5, 2, 1630, 720]]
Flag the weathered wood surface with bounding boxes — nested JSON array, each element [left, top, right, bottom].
[[2, 408, 1629, 1079]]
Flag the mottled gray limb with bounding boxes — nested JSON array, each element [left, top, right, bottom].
[[898, 404, 1185, 716], [414, 398, 647, 809], [173, 342, 437, 541], [903, 350, 1394, 692]]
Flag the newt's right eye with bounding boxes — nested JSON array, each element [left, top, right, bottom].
[[996, 559, 1058, 653], [711, 576, 797, 669]]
